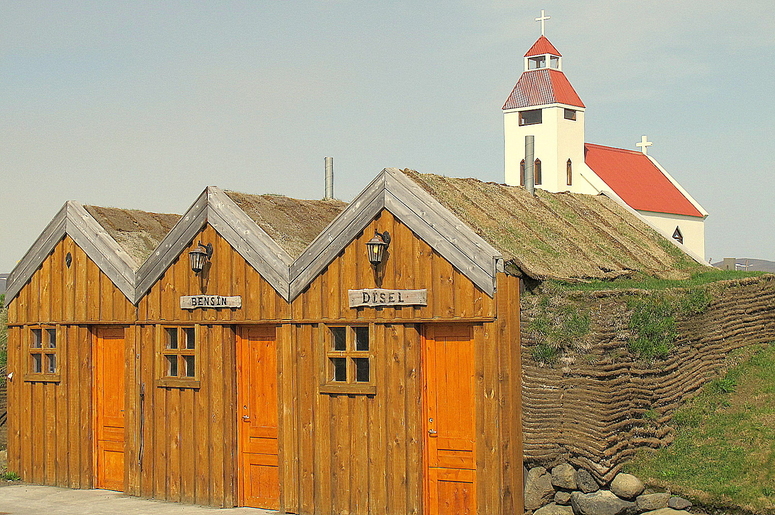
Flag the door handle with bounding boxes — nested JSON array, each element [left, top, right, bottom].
[[242, 415, 250, 421], [428, 429, 437, 436]]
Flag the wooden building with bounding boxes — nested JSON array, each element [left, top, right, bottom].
[[5, 168, 699, 514]]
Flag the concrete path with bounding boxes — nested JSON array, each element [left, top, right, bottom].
[[0, 484, 277, 515]]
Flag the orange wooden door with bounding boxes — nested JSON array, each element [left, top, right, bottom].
[[237, 326, 279, 509], [94, 327, 125, 491], [423, 324, 477, 515]]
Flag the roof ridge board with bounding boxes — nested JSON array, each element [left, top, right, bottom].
[[134, 189, 209, 299], [290, 170, 388, 281], [5, 203, 69, 302], [64, 201, 137, 301], [289, 188, 385, 300], [206, 188, 292, 300]]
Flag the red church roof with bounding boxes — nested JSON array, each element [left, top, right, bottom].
[[502, 69, 585, 110], [584, 144, 704, 218], [524, 36, 562, 57]]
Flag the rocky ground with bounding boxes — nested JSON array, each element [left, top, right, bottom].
[[526, 462, 699, 515]]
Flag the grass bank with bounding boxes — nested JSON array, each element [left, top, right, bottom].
[[550, 269, 766, 291], [625, 341, 775, 514]]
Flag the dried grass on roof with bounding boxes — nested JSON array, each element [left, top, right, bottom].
[[403, 170, 699, 281], [225, 191, 347, 259], [85, 206, 182, 268]]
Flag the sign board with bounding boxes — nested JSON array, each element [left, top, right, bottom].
[[180, 295, 242, 310], [348, 289, 427, 308]]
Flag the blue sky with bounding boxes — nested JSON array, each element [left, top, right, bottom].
[[2, 1, 774, 272]]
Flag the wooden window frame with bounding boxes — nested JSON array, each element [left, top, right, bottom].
[[319, 325, 375, 395], [534, 159, 542, 186], [24, 325, 60, 382], [156, 325, 201, 389], [566, 159, 573, 186]]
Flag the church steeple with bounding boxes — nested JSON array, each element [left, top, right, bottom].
[[502, 11, 587, 192]]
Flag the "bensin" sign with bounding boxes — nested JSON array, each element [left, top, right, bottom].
[[180, 295, 242, 309], [348, 289, 427, 308]]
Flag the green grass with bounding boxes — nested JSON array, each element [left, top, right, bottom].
[[626, 342, 775, 514], [550, 269, 766, 292], [1, 471, 21, 481]]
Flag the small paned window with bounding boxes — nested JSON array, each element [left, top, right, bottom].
[[519, 109, 542, 126], [321, 326, 375, 395], [564, 109, 577, 121], [566, 159, 573, 186], [534, 159, 542, 186], [672, 227, 684, 245], [158, 326, 200, 388], [26, 327, 59, 382]]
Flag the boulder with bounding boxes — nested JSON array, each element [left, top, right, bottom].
[[610, 473, 645, 500], [575, 468, 600, 493], [668, 496, 693, 510], [551, 463, 577, 490], [534, 502, 574, 515], [525, 466, 555, 511], [570, 490, 638, 515], [554, 490, 572, 506], [636, 492, 670, 511], [641, 509, 692, 515]]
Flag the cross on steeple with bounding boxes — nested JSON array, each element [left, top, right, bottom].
[[535, 9, 550, 36], [636, 135, 653, 155]]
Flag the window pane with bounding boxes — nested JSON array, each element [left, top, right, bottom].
[[184, 356, 195, 377], [32, 354, 42, 373], [46, 354, 56, 374], [166, 328, 178, 349], [331, 358, 346, 382], [166, 355, 178, 377], [46, 329, 57, 348], [331, 327, 346, 351], [354, 358, 370, 383], [32, 329, 42, 348], [355, 327, 369, 351], [184, 328, 196, 349]]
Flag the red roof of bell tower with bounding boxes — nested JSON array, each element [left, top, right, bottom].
[[524, 36, 562, 57]]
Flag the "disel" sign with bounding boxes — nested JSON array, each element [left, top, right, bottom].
[[348, 289, 427, 308]]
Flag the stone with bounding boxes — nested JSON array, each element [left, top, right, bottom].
[[570, 490, 638, 515], [641, 509, 692, 515], [551, 463, 577, 490], [636, 492, 670, 511], [610, 473, 645, 500], [575, 468, 600, 493], [534, 502, 574, 515], [525, 466, 555, 511], [668, 496, 693, 510], [554, 490, 572, 506]]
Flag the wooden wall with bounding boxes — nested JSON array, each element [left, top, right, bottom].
[[6, 213, 523, 514]]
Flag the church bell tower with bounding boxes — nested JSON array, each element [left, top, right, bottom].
[[503, 11, 587, 193]]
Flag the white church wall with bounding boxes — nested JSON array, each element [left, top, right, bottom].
[[638, 211, 706, 261]]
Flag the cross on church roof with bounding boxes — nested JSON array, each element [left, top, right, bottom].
[[636, 135, 653, 155], [535, 9, 550, 36]]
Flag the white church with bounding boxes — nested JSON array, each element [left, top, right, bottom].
[[503, 12, 708, 260]]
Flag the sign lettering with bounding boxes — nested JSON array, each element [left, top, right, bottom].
[[348, 289, 427, 308], [180, 295, 242, 310]]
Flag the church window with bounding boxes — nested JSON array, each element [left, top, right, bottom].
[[564, 109, 576, 121], [672, 227, 684, 245], [520, 109, 542, 126], [528, 56, 546, 69], [566, 159, 573, 186], [520, 160, 526, 186], [534, 159, 542, 186]]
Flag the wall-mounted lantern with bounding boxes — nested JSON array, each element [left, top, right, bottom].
[[189, 242, 213, 274], [366, 231, 390, 266]]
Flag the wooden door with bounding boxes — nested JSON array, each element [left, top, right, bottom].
[[237, 326, 279, 509], [94, 327, 125, 491], [423, 324, 477, 515]]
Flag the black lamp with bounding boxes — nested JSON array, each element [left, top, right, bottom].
[[366, 231, 390, 266], [189, 242, 213, 274]]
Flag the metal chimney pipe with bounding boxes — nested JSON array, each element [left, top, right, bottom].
[[525, 136, 535, 196], [324, 157, 334, 200]]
